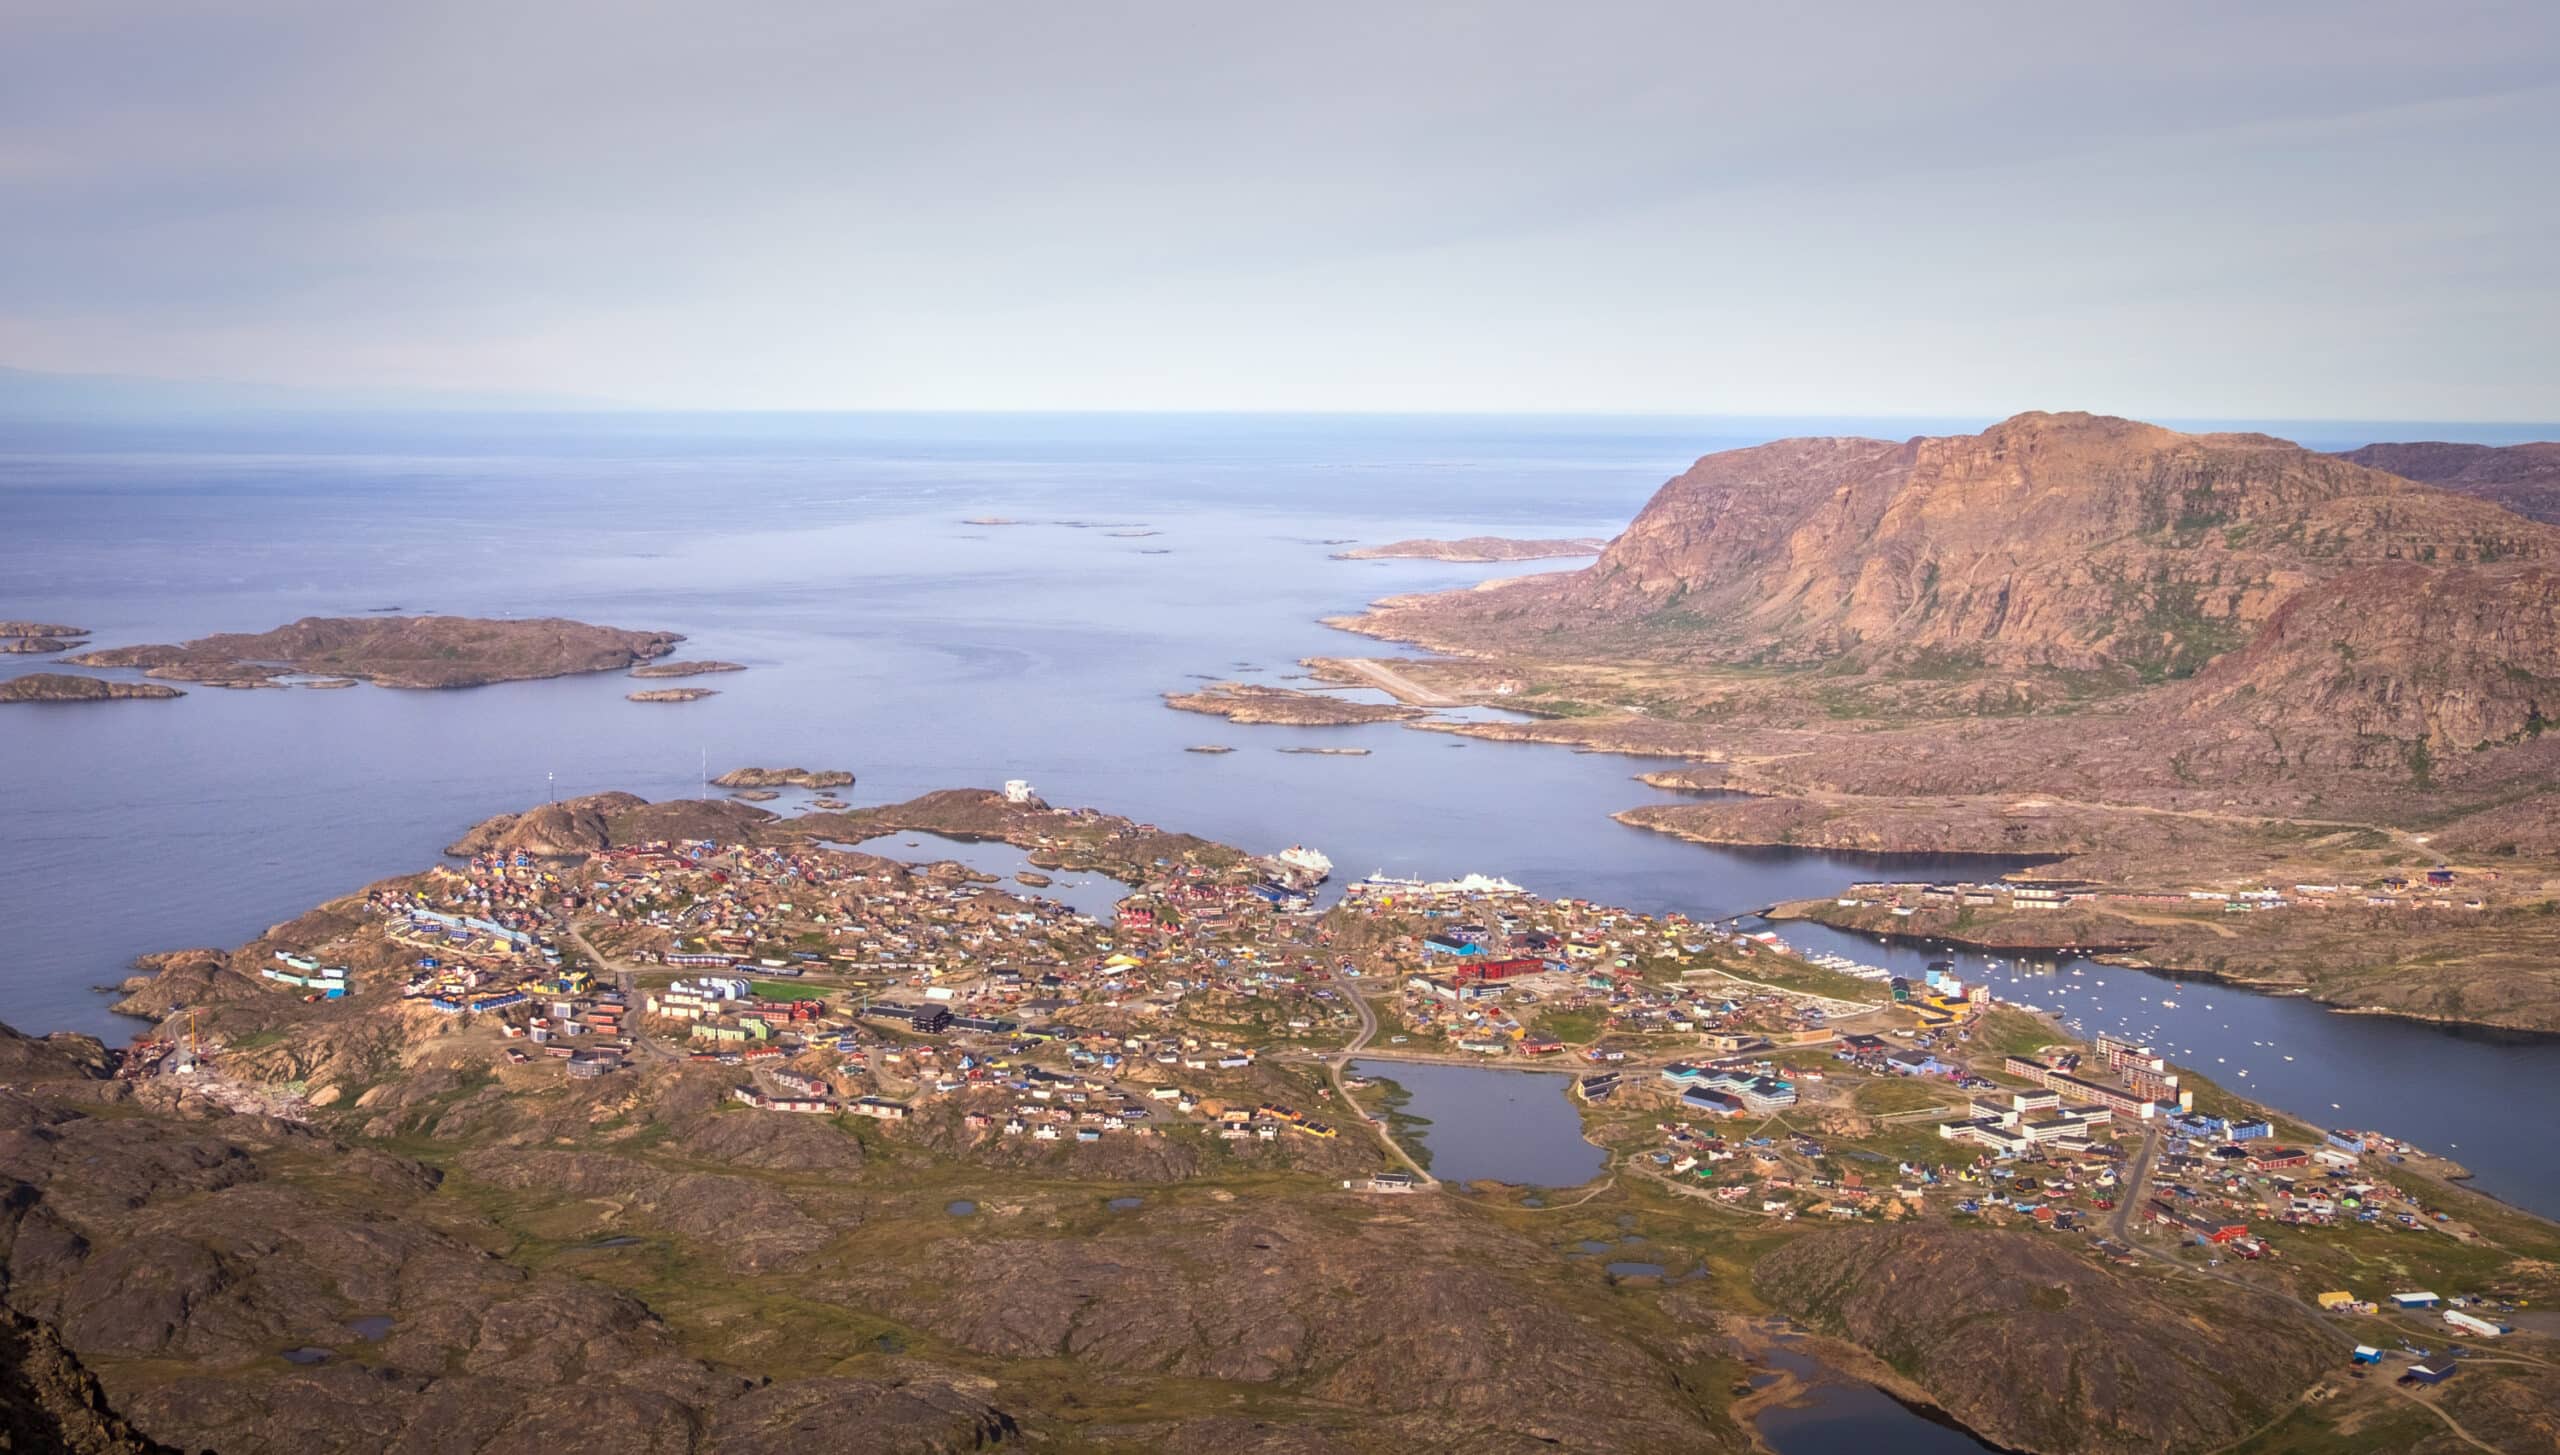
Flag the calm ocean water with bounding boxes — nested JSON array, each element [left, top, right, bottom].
[[3, 410, 2555, 1216]]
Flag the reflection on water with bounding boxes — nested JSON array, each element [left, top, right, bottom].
[[846, 831, 1130, 922], [1348, 1058, 1604, 1187], [1755, 1342, 1999, 1454]]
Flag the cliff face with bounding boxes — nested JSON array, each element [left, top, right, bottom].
[[2337, 441, 2560, 524], [1574, 413, 2548, 675], [2175, 561, 2560, 754], [1541, 412, 2560, 748]]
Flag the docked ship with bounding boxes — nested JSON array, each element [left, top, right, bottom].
[[1350, 870, 1523, 897], [1260, 845, 1334, 890]]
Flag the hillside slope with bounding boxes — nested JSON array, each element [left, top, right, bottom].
[[2338, 440, 2560, 524], [1353, 411, 2560, 755]]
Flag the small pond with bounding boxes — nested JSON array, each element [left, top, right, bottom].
[[947, 1200, 978, 1216], [846, 832, 1131, 921], [1348, 1058, 1604, 1187], [344, 1316, 394, 1341]]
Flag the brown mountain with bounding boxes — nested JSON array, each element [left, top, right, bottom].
[[2336, 440, 2560, 524], [1569, 412, 2548, 679], [1391, 412, 2560, 751]]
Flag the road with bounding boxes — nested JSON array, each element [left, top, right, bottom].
[[562, 918, 682, 1064], [2110, 1120, 2161, 1241], [1321, 965, 1438, 1186], [1324, 657, 1461, 708]]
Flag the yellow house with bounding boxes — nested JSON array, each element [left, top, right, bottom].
[[2316, 1290, 2357, 1310]]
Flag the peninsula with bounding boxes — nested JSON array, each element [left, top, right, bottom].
[[4, 785, 2550, 1454], [1165, 681, 1425, 726], [1332, 535, 1612, 562], [67, 614, 682, 689], [1243, 412, 2560, 1033], [0, 672, 183, 703]]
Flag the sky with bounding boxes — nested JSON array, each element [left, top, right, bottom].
[[3, 1, 2556, 418]]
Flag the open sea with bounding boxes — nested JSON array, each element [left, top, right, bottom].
[[4, 408, 2557, 1220]]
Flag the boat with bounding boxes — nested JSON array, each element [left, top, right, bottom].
[[1260, 845, 1333, 890]]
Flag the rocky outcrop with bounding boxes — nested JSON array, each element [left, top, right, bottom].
[[2174, 561, 2559, 753], [2338, 440, 2560, 524], [0, 1025, 113, 1082], [626, 687, 716, 702], [861, 1202, 1733, 1452], [1754, 1224, 2333, 1455], [1333, 536, 1611, 561], [0, 637, 82, 654], [442, 792, 774, 857], [0, 1303, 178, 1455], [0, 621, 87, 637], [0, 674, 182, 704], [713, 767, 855, 789], [69, 615, 681, 689]]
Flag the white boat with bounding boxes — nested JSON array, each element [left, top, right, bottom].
[[1263, 845, 1333, 888]]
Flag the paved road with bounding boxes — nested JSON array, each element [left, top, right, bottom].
[[2110, 1120, 2161, 1241], [1326, 657, 1460, 708], [1322, 967, 1438, 1186], [563, 918, 681, 1064]]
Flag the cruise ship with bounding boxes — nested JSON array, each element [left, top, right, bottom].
[[1349, 870, 1527, 897], [1260, 845, 1334, 890]]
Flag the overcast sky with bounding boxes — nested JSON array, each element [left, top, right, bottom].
[[4, 1, 2555, 417]]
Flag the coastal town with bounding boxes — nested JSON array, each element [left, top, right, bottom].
[[65, 783, 2552, 1455]]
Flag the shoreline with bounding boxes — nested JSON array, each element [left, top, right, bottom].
[[1762, 897, 2560, 1039]]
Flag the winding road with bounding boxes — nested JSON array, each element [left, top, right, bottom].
[[1322, 964, 1439, 1186]]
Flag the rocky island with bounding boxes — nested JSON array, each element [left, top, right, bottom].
[[0, 672, 184, 703], [626, 687, 717, 703], [712, 767, 856, 790], [1331, 535, 1612, 561], [0, 783, 2549, 1454], [1258, 411, 2560, 1033], [0, 636, 83, 654], [1165, 682, 1425, 726], [629, 659, 747, 678], [67, 615, 683, 689]]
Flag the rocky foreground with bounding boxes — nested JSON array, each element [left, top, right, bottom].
[[68, 615, 682, 689]]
